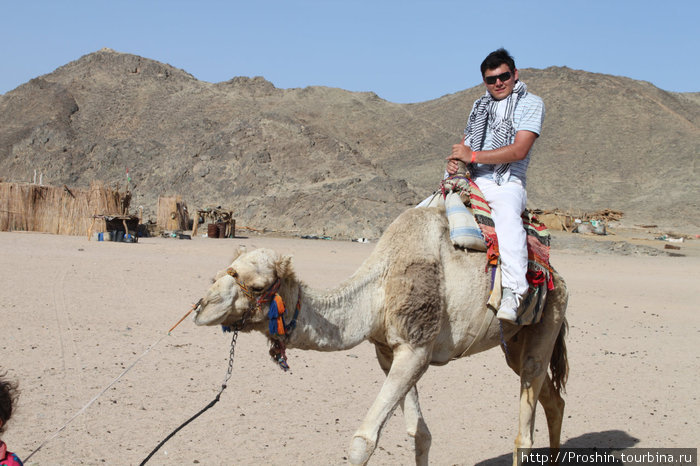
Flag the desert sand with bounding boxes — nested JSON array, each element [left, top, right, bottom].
[[1, 230, 698, 465]]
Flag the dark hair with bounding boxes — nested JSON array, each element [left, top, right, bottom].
[[480, 48, 516, 77], [0, 374, 19, 435]]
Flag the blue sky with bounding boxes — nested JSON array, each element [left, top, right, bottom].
[[2, 0, 698, 103]]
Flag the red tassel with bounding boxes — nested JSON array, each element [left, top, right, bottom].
[[527, 270, 546, 286]]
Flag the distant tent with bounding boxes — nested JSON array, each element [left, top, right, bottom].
[[0, 181, 130, 236], [157, 195, 190, 231]]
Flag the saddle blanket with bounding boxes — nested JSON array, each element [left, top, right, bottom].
[[418, 178, 555, 325]]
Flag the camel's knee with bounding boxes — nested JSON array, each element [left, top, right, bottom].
[[539, 375, 564, 410], [547, 392, 565, 415], [520, 356, 545, 382], [408, 416, 431, 440], [348, 434, 375, 466]]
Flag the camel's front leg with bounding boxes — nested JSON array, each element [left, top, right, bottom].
[[375, 346, 431, 466], [349, 344, 430, 465], [401, 387, 431, 466]]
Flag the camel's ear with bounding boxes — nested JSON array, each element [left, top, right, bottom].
[[275, 255, 294, 279], [230, 245, 247, 263], [213, 269, 229, 283]]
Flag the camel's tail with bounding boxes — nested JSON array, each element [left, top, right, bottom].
[[550, 318, 569, 394]]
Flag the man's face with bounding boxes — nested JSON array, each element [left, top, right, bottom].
[[483, 64, 518, 101]]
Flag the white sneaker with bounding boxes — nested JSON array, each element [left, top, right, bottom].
[[497, 288, 521, 323]]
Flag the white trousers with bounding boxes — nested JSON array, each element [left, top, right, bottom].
[[474, 177, 529, 296]]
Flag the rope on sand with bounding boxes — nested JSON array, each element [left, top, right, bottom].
[[23, 305, 197, 462], [140, 330, 239, 465]]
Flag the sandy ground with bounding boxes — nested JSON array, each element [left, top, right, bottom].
[[1, 229, 698, 465]]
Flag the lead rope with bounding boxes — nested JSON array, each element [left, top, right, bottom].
[[23, 301, 205, 463], [140, 329, 240, 465]]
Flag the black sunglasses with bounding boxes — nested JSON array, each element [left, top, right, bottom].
[[484, 71, 512, 85]]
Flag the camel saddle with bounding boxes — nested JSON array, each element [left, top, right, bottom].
[[466, 180, 554, 325]]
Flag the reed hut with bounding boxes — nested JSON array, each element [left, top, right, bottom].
[[157, 196, 190, 232], [0, 181, 130, 236]]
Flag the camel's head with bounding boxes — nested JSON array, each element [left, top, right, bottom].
[[193, 246, 294, 328]]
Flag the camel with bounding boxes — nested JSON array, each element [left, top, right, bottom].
[[193, 206, 568, 466]]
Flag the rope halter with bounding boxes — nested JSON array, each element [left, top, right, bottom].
[[226, 267, 281, 311]]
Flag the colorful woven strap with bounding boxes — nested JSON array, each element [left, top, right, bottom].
[[268, 294, 287, 336]]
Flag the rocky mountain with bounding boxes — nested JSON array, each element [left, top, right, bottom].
[[1, 49, 698, 238]]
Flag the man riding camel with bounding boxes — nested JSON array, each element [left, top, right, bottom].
[[447, 48, 545, 322]]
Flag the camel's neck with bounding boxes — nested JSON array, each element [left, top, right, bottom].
[[276, 267, 383, 352]]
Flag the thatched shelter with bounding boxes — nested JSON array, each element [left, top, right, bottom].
[[0, 181, 130, 236], [157, 196, 190, 232]]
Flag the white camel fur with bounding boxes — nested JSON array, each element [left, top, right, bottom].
[[193, 206, 569, 466]]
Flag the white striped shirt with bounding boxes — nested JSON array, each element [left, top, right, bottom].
[[468, 93, 545, 187]]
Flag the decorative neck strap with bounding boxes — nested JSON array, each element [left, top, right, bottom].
[[267, 287, 302, 371], [223, 266, 302, 371]]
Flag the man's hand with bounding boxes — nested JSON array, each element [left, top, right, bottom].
[[446, 143, 470, 175]]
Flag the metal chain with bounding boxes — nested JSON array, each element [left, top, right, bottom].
[[141, 328, 241, 465], [221, 330, 238, 388]]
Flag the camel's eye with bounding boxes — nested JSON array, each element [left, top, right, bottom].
[[251, 285, 265, 293], [227, 268, 238, 278]]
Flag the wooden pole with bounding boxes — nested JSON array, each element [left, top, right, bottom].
[[192, 211, 200, 237], [87, 216, 96, 241]]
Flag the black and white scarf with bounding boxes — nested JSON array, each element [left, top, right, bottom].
[[464, 80, 528, 185]]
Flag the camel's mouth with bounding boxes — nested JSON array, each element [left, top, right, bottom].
[[192, 296, 231, 326], [192, 273, 240, 326]]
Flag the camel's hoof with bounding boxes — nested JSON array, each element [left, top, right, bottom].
[[348, 435, 374, 465]]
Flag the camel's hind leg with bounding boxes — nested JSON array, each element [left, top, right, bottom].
[[348, 344, 431, 466], [375, 345, 431, 466], [510, 353, 565, 465], [504, 275, 568, 465], [538, 373, 565, 449], [512, 359, 547, 464], [501, 337, 552, 466], [504, 320, 567, 465]]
